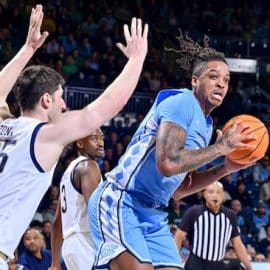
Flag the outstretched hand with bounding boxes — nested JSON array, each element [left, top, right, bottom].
[[25, 4, 49, 51], [116, 17, 148, 60]]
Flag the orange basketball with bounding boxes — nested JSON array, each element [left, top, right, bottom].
[[222, 114, 269, 165]]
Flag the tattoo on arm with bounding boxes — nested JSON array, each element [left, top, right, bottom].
[[157, 122, 186, 164], [179, 145, 221, 172], [156, 122, 224, 174]]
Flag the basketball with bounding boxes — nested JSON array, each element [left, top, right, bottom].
[[222, 114, 269, 165]]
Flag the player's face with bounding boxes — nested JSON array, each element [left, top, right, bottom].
[[23, 229, 42, 253], [192, 61, 230, 114], [203, 182, 224, 211], [49, 85, 66, 120], [79, 129, 104, 159]]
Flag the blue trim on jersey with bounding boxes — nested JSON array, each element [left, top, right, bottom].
[[96, 182, 110, 263], [156, 89, 184, 106], [30, 122, 47, 172], [70, 160, 85, 195]]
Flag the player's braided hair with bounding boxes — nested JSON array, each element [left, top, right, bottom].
[[166, 29, 227, 78]]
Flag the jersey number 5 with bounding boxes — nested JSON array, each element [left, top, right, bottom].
[[0, 140, 16, 173]]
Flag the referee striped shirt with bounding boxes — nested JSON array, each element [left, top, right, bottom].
[[179, 204, 239, 261]]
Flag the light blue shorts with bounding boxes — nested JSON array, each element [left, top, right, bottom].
[[88, 181, 182, 269]]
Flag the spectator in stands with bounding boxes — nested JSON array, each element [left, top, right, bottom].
[[46, 37, 60, 56], [259, 176, 270, 201], [63, 55, 79, 77], [62, 32, 77, 54], [130, 112, 144, 134], [18, 228, 52, 270], [114, 142, 125, 162], [220, 173, 236, 197], [42, 220, 52, 250], [232, 180, 252, 207], [254, 253, 266, 262], [81, 14, 99, 37], [101, 159, 111, 178], [79, 37, 92, 57], [99, 9, 116, 32], [230, 199, 257, 245], [167, 198, 186, 226], [42, 199, 59, 224], [39, 185, 59, 213], [253, 156, 270, 184], [253, 201, 270, 240], [258, 224, 270, 257]]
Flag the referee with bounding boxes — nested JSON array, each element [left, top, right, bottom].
[[175, 181, 252, 270]]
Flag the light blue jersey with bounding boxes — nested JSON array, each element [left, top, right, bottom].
[[89, 88, 213, 269], [106, 88, 213, 207]]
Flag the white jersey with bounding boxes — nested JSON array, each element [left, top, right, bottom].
[[60, 156, 92, 239], [0, 117, 54, 258]]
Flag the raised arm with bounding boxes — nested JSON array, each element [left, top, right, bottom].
[[0, 4, 48, 121], [52, 17, 147, 143], [36, 18, 148, 171]]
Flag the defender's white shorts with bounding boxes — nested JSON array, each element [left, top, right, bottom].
[[62, 232, 94, 270]]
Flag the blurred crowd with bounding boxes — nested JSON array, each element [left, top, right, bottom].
[[1, 0, 270, 92], [1, 0, 270, 268]]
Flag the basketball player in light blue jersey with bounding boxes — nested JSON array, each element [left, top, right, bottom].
[[88, 32, 257, 270]]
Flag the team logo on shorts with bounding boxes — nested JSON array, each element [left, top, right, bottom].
[[100, 243, 122, 259]]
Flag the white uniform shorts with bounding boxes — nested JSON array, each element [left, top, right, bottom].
[[62, 232, 94, 270]]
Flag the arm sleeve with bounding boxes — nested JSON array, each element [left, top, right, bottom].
[[156, 91, 194, 130]]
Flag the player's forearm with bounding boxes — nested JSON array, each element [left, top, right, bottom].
[[233, 241, 253, 270], [0, 44, 35, 101], [173, 163, 228, 200], [174, 229, 186, 250], [50, 205, 63, 269], [159, 143, 224, 177], [51, 237, 62, 268], [52, 57, 145, 146], [85, 57, 145, 127]]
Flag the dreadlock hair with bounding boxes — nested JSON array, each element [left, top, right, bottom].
[[166, 29, 227, 78]]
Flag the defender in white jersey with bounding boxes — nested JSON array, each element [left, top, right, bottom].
[[0, 16, 148, 269], [0, 5, 48, 268], [51, 129, 104, 270]]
